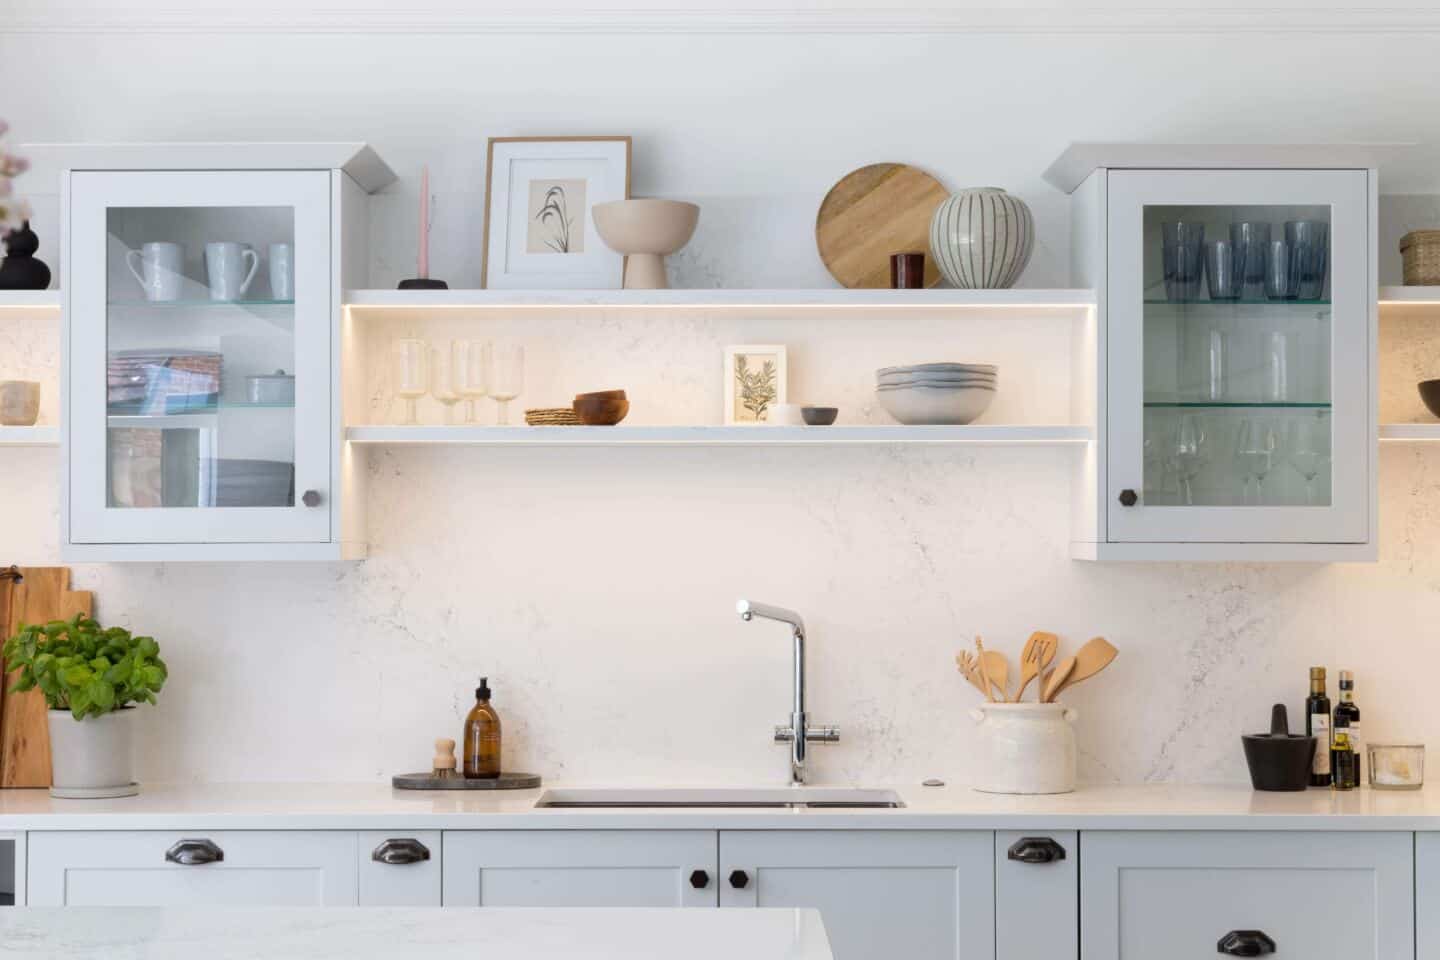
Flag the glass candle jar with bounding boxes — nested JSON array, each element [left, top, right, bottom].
[[1367, 744, 1424, 790]]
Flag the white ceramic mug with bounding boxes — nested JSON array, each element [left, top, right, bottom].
[[205, 241, 260, 301], [268, 243, 294, 300], [124, 241, 184, 302]]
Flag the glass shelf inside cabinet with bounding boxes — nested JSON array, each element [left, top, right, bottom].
[[1143, 298, 1330, 307], [1144, 401, 1332, 410], [107, 401, 296, 417], [106, 299, 295, 308]]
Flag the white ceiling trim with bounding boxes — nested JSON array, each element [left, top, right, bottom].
[[6, 7, 1440, 36]]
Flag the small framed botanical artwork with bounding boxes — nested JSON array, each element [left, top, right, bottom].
[[724, 345, 787, 425], [482, 136, 631, 289]]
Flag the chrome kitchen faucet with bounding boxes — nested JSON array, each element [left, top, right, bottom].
[[735, 599, 839, 785]]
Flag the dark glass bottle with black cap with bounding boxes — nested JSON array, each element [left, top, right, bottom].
[[463, 676, 502, 779]]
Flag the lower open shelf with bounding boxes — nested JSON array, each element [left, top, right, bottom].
[[0, 426, 59, 446], [346, 424, 1091, 446]]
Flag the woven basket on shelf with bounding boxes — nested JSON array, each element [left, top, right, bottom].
[[524, 407, 582, 426], [1400, 230, 1440, 285]]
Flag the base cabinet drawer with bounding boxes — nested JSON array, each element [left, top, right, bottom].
[[1081, 831, 1413, 960], [996, 830, 1077, 960], [359, 831, 441, 906], [27, 831, 358, 906]]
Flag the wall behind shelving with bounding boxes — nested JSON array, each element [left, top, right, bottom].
[[4, 8, 1440, 786]]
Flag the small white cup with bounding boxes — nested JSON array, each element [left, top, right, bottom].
[[268, 242, 294, 300], [124, 241, 184, 302], [770, 402, 806, 426], [0, 380, 41, 426], [205, 241, 260, 301]]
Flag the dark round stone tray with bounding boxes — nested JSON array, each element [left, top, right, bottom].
[[392, 772, 541, 790]]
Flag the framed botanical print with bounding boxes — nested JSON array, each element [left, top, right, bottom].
[[724, 345, 788, 425], [482, 136, 631, 289]]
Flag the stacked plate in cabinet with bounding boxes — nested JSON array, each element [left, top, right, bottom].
[[876, 362, 996, 425]]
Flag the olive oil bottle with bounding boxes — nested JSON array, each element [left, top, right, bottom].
[[463, 676, 502, 779], [1306, 667, 1331, 787], [1331, 670, 1361, 791]]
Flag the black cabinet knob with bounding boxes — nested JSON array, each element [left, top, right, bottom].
[[165, 838, 224, 866], [1118, 488, 1138, 507], [1217, 930, 1276, 956], [1006, 837, 1066, 864], [372, 838, 431, 865], [689, 869, 710, 889], [728, 869, 749, 889], [302, 489, 322, 508]]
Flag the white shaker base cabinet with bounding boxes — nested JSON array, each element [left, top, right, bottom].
[[1081, 831, 1413, 959], [27, 831, 358, 906], [995, 831, 1077, 960], [441, 830, 717, 907], [719, 830, 994, 960], [358, 831, 442, 906]]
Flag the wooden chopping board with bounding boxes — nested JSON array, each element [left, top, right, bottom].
[[815, 162, 947, 289], [0, 567, 92, 788]]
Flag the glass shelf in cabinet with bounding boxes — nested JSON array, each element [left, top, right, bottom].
[[1143, 401, 1331, 410], [1142, 298, 1331, 307], [106, 299, 296, 308], [106, 401, 296, 417]]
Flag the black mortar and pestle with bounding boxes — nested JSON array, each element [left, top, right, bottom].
[[1242, 704, 1316, 792]]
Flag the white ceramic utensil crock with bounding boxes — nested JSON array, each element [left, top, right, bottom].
[[969, 702, 1077, 794]]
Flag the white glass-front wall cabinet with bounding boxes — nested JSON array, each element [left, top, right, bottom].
[[1065, 155, 1377, 562], [59, 145, 390, 561]]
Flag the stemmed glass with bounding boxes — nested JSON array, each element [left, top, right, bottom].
[[1287, 415, 1331, 505], [430, 343, 462, 425], [393, 339, 428, 425], [454, 339, 490, 424], [486, 343, 525, 425], [1235, 418, 1280, 505], [1170, 415, 1208, 506]]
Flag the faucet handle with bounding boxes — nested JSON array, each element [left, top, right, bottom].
[[774, 725, 796, 743], [805, 725, 840, 744]]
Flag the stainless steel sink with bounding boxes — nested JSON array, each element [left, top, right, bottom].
[[534, 787, 904, 809]]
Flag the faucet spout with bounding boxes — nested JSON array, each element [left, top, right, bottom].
[[736, 599, 837, 785]]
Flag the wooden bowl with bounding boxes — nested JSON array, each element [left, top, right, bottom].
[[573, 390, 630, 426], [1420, 380, 1440, 420]]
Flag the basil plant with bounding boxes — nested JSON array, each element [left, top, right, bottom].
[[3, 614, 167, 720]]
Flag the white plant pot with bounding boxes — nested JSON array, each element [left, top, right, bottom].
[[969, 702, 1077, 795], [47, 708, 138, 797]]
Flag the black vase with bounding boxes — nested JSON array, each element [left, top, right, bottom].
[[0, 221, 52, 291]]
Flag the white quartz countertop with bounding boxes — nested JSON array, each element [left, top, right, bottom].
[[0, 907, 832, 959], [4, 782, 1440, 830]]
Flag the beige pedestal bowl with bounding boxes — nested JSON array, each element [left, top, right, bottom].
[[592, 199, 700, 289]]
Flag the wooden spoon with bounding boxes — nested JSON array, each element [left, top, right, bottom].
[[974, 637, 1008, 703], [955, 651, 990, 698], [1046, 636, 1118, 701], [1013, 631, 1058, 702], [1041, 657, 1075, 703], [974, 637, 996, 703]]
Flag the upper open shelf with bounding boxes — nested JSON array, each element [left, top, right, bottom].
[[343, 288, 1097, 310]]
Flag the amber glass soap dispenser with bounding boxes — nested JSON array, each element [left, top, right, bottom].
[[463, 676, 502, 778]]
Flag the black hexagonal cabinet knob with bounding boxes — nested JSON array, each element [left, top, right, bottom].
[[1118, 488, 1139, 507], [689, 869, 709, 889], [728, 869, 749, 889]]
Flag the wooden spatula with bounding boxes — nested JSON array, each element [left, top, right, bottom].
[[955, 651, 990, 698], [974, 637, 1008, 703], [1045, 636, 1118, 701], [1013, 631, 1058, 702], [1041, 657, 1075, 703]]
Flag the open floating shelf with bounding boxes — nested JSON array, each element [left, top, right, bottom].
[[346, 424, 1091, 446], [1380, 286, 1440, 305], [1380, 424, 1440, 440], [0, 426, 59, 446], [343, 288, 1097, 310], [0, 290, 60, 309]]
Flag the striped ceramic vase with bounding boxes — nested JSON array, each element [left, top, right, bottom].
[[929, 187, 1035, 289]]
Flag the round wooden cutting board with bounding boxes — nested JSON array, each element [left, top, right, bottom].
[[815, 162, 948, 288]]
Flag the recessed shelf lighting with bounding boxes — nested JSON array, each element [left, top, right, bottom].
[[345, 424, 1092, 446]]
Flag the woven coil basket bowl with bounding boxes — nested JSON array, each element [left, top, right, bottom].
[[1400, 230, 1440, 285]]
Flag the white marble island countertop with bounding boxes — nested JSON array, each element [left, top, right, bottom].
[[0, 907, 832, 959], [4, 782, 1440, 830]]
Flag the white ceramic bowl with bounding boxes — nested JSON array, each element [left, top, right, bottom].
[[877, 384, 995, 425], [877, 362, 997, 377], [878, 372, 997, 387]]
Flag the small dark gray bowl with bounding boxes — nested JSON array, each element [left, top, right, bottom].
[[801, 406, 838, 426], [1420, 380, 1440, 420]]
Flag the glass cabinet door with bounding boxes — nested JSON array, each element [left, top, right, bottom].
[[69, 171, 331, 544], [1107, 170, 1370, 544]]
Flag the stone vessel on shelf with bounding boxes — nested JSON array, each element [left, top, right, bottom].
[[592, 199, 700, 290], [928, 188, 1034, 289], [0, 221, 52, 290]]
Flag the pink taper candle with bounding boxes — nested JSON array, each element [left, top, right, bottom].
[[418, 165, 430, 279]]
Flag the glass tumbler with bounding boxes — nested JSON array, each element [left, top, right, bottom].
[[1205, 239, 1242, 301], [1265, 240, 1294, 301], [1230, 221, 1271, 299], [1161, 222, 1205, 301], [1285, 220, 1329, 301]]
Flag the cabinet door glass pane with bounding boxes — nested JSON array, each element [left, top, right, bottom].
[[105, 206, 296, 509], [1141, 204, 1333, 508]]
